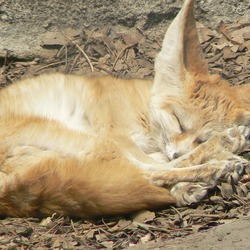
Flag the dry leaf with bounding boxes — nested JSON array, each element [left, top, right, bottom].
[[213, 43, 228, 51], [95, 233, 107, 242], [133, 222, 157, 230], [117, 219, 132, 228], [101, 241, 114, 248], [218, 182, 234, 198], [15, 226, 33, 237], [210, 196, 224, 203], [140, 233, 151, 244], [223, 46, 238, 60], [39, 216, 53, 227], [131, 210, 156, 223], [51, 238, 61, 248], [85, 229, 97, 239]]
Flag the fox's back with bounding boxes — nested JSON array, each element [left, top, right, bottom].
[[0, 73, 153, 137]]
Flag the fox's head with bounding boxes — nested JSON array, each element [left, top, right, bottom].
[[151, 0, 250, 160]]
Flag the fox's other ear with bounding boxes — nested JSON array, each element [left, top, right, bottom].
[[154, 0, 209, 94]]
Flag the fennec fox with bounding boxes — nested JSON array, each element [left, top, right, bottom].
[[0, 0, 249, 218]]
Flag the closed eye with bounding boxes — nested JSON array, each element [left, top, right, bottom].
[[193, 137, 204, 145], [194, 132, 212, 145], [173, 114, 185, 133]]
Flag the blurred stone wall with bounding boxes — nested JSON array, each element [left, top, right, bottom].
[[0, 0, 249, 59]]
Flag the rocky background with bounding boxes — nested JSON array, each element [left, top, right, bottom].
[[0, 0, 249, 59]]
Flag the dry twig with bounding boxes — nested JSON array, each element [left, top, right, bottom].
[[66, 36, 95, 72], [112, 42, 137, 71]]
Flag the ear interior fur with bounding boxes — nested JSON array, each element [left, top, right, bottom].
[[153, 0, 209, 96]]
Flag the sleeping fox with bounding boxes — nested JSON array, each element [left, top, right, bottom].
[[0, 0, 249, 218]]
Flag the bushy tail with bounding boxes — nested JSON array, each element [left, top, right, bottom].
[[0, 156, 175, 218]]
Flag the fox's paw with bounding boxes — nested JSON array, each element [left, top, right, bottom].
[[172, 160, 248, 206], [217, 158, 249, 184], [170, 159, 249, 206], [145, 158, 248, 193], [170, 182, 210, 206], [224, 125, 250, 153], [199, 158, 249, 192]]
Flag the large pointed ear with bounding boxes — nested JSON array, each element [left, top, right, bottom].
[[153, 0, 209, 95]]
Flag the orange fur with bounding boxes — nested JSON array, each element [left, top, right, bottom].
[[1, 153, 175, 218], [232, 83, 250, 107]]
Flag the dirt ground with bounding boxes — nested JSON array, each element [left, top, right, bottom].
[[129, 216, 250, 250], [0, 2, 250, 249]]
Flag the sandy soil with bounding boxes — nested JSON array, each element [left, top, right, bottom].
[[129, 216, 250, 249]]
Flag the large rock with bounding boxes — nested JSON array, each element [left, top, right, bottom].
[[0, 0, 249, 59]]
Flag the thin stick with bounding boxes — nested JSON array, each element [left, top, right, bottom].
[[34, 61, 65, 73], [136, 27, 161, 47], [111, 42, 137, 71], [0, 50, 8, 74], [70, 219, 78, 233], [170, 205, 183, 220], [64, 45, 68, 72], [232, 194, 248, 206], [69, 52, 81, 73], [189, 213, 225, 218], [66, 36, 94, 72], [229, 23, 250, 32]]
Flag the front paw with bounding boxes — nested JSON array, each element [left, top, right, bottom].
[[214, 158, 249, 186], [225, 125, 250, 153]]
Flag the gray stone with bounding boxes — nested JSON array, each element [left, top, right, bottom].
[[0, 0, 249, 59]]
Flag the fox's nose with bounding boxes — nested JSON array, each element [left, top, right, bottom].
[[172, 152, 179, 159]]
